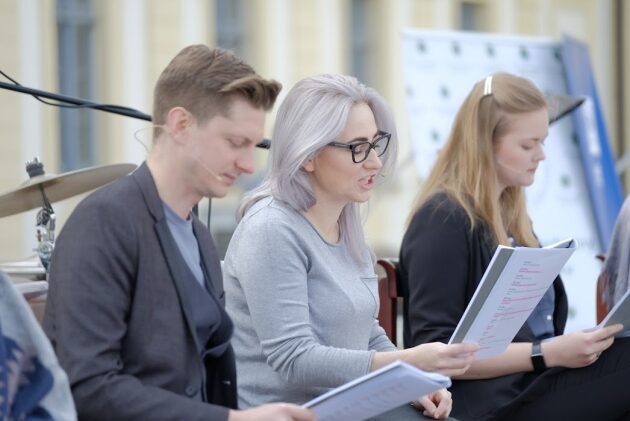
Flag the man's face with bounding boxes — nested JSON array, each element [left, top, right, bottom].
[[185, 97, 266, 198]]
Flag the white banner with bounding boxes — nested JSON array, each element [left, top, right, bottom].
[[401, 29, 601, 331]]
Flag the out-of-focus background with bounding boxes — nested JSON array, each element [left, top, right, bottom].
[[0, 1, 629, 326]]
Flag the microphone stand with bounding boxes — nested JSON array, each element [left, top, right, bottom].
[[0, 81, 152, 121], [0, 79, 272, 225], [0, 80, 272, 149]]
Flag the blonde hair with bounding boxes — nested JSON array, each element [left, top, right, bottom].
[[152, 45, 281, 140], [409, 73, 547, 247]]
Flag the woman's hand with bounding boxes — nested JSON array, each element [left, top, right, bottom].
[[229, 403, 315, 421], [404, 342, 479, 376], [371, 341, 478, 375], [413, 388, 452, 419], [543, 323, 623, 368]]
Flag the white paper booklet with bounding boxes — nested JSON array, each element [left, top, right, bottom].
[[449, 238, 577, 359], [303, 360, 450, 421]]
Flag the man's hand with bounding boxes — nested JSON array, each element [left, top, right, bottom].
[[229, 403, 315, 421]]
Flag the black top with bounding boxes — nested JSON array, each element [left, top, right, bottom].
[[399, 192, 568, 419]]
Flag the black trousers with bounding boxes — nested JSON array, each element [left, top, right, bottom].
[[493, 337, 630, 421], [369, 403, 458, 420]]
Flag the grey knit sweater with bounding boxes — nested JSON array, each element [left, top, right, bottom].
[[224, 197, 396, 408]]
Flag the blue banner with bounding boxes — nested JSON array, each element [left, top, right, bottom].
[[561, 36, 623, 251]]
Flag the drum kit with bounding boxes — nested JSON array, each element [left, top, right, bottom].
[[0, 158, 136, 286]]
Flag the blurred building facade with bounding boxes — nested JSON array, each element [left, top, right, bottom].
[[0, 0, 628, 261]]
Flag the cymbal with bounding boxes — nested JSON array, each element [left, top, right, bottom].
[[0, 163, 137, 218]]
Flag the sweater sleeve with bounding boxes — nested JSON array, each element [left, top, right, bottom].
[[368, 319, 398, 351], [400, 196, 473, 346], [229, 210, 376, 388]]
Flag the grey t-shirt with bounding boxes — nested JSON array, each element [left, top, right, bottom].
[[163, 202, 224, 355], [162, 202, 204, 288], [224, 197, 395, 408]]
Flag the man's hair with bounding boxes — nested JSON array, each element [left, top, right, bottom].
[[152, 45, 281, 136], [408, 72, 547, 247]]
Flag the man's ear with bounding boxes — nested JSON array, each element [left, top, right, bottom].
[[165, 107, 193, 144]]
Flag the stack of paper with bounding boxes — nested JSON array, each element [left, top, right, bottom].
[[303, 360, 450, 421], [12, 280, 48, 300]]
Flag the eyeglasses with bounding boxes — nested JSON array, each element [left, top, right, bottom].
[[327, 131, 391, 163]]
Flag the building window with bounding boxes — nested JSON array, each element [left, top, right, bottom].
[[350, 0, 374, 85], [216, 0, 246, 57], [56, 0, 96, 171], [460, 1, 484, 31]]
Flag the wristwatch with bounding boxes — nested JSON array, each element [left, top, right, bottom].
[[531, 340, 547, 372]]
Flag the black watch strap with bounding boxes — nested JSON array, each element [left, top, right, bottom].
[[531, 340, 547, 372]]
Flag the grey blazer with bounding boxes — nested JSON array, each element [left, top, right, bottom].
[[43, 162, 236, 421]]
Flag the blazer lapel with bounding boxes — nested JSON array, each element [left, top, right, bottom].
[[193, 220, 224, 304], [155, 220, 204, 352], [132, 163, 203, 352]]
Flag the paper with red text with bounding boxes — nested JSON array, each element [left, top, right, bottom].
[[449, 238, 576, 359]]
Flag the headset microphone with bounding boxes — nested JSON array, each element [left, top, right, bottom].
[[192, 153, 224, 182], [161, 122, 225, 183]]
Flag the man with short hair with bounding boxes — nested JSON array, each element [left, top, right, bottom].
[[43, 45, 314, 421]]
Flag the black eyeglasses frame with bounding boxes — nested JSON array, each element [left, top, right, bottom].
[[326, 131, 391, 163]]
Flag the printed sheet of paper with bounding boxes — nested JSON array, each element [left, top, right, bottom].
[[450, 239, 576, 359], [303, 361, 450, 421]]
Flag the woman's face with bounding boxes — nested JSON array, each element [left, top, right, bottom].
[[304, 102, 385, 207], [494, 107, 548, 191]]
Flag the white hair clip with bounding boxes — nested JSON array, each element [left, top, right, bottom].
[[483, 75, 493, 96]]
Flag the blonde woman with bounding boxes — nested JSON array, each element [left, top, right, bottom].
[[399, 73, 630, 420]]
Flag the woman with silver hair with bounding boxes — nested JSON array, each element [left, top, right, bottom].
[[224, 74, 478, 420]]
